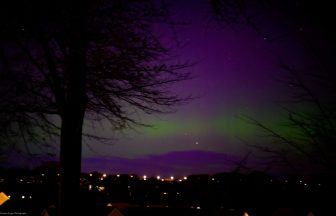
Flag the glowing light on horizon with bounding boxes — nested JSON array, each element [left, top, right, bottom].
[[170, 176, 174, 180], [102, 173, 107, 178], [98, 186, 105, 192], [157, 176, 161, 180]]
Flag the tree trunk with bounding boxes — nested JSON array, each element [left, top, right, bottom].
[[59, 1, 88, 215], [59, 97, 85, 216]]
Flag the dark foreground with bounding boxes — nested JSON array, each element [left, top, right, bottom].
[[0, 168, 334, 215]]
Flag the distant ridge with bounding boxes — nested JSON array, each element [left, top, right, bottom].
[[82, 150, 241, 175], [2, 150, 253, 175]]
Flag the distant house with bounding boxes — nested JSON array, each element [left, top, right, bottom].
[[107, 208, 124, 216], [40, 205, 56, 216], [40, 209, 50, 216]]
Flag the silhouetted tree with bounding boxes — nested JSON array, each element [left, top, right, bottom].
[[245, 63, 336, 174], [0, 0, 190, 215], [240, 0, 336, 174], [209, 0, 336, 174]]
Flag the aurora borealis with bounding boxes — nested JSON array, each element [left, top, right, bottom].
[[79, 0, 314, 175], [3, 0, 331, 176], [2, 2, 335, 215]]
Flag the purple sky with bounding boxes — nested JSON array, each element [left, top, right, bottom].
[[76, 0, 313, 176], [5, 1, 318, 176]]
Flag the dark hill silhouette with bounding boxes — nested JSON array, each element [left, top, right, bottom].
[[81, 150, 241, 175]]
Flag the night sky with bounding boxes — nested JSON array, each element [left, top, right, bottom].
[[78, 0, 314, 176], [5, 1, 326, 176]]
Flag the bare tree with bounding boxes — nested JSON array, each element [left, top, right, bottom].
[[208, 0, 336, 174], [243, 62, 336, 174], [237, 0, 336, 174], [0, 0, 190, 214]]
